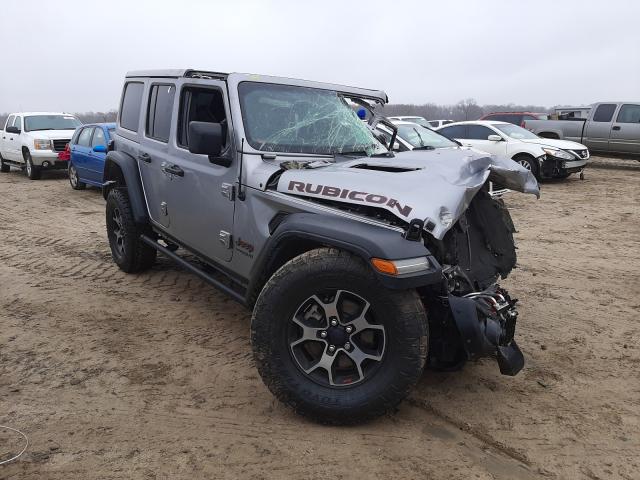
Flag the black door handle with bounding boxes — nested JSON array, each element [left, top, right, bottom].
[[138, 152, 152, 163], [162, 164, 184, 177], [612, 126, 621, 131]]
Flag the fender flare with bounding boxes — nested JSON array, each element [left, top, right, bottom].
[[102, 151, 149, 224], [247, 212, 443, 304]]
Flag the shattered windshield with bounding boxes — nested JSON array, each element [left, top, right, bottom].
[[238, 82, 387, 156]]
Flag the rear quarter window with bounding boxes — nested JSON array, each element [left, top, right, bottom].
[[120, 82, 145, 131]]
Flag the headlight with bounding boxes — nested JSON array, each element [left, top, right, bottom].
[[371, 256, 431, 276], [34, 139, 52, 150], [542, 147, 573, 160]]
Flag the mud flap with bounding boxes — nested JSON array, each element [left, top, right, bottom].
[[448, 294, 524, 376]]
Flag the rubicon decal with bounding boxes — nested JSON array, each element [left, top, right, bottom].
[[288, 181, 413, 217]]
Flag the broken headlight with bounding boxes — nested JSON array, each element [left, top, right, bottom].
[[542, 147, 573, 160]]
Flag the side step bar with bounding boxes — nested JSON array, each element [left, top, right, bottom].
[[140, 235, 247, 305]]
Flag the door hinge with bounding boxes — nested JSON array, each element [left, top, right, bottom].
[[221, 183, 235, 201], [219, 230, 232, 249]]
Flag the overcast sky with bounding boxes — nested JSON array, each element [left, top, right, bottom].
[[1, 0, 638, 112]]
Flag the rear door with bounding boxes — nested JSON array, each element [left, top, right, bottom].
[[87, 126, 108, 183], [72, 127, 94, 177], [584, 103, 617, 152], [609, 103, 640, 154], [161, 80, 237, 263]]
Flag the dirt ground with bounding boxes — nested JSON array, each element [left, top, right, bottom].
[[1, 157, 639, 479]]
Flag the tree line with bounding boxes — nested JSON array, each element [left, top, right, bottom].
[[1, 99, 551, 128]]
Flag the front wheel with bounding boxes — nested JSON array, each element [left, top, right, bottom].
[[513, 154, 540, 181], [24, 151, 41, 180], [68, 162, 86, 190], [251, 248, 428, 424], [106, 188, 157, 273]]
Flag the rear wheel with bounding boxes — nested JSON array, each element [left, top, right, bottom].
[[24, 151, 42, 180], [513, 154, 540, 180], [106, 188, 156, 273], [251, 248, 428, 424], [68, 162, 86, 190]]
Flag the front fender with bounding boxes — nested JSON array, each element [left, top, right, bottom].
[[250, 212, 442, 295]]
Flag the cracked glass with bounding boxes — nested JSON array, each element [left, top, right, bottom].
[[238, 82, 386, 156]]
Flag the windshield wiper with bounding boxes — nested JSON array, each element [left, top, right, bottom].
[[413, 145, 436, 151]]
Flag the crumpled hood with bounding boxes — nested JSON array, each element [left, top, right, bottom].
[[276, 147, 539, 240]]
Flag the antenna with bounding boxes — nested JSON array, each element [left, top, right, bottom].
[[237, 138, 246, 201]]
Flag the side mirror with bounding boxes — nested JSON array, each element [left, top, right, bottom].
[[6, 126, 20, 134], [188, 121, 223, 158], [488, 134, 503, 142], [93, 145, 107, 153]]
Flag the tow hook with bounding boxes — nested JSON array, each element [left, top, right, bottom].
[[448, 287, 525, 376]]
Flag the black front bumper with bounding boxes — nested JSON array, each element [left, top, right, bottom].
[[448, 288, 524, 376]]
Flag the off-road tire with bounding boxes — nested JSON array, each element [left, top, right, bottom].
[[68, 161, 86, 190], [0, 153, 9, 173], [106, 188, 157, 273], [24, 151, 41, 180], [513, 153, 540, 181], [251, 247, 428, 425]]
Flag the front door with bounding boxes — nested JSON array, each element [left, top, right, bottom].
[[162, 80, 237, 263], [584, 103, 617, 153], [72, 127, 94, 178], [1, 115, 16, 161], [461, 125, 508, 157], [609, 103, 640, 154], [87, 126, 108, 183]]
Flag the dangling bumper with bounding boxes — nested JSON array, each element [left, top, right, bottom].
[[448, 287, 524, 376]]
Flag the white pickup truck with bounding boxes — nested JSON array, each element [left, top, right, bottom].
[[0, 112, 83, 179]]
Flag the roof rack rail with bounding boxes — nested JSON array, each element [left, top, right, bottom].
[[184, 70, 228, 80]]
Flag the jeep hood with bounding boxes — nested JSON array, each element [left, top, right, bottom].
[[276, 148, 539, 240]]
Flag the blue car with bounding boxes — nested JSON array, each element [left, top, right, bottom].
[[68, 122, 115, 190]]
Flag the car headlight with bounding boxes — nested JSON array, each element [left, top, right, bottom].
[[542, 147, 573, 160], [34, 139, 52, 150]]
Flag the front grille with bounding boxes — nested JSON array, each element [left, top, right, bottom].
[[52, 139, 70, 152]]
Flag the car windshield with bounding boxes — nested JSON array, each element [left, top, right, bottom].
[[24, 115, 82, 132], [494, 123, 540, 140], [238, 82, 387, 156], [108, 128, 115, 139], [397, 124, 457, 149]]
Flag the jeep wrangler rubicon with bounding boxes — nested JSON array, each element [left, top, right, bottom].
[[103, 70, 539, 424]]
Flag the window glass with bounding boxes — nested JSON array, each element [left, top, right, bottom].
[[107, 128, 116, 139], [24, 115, 80, 132], [178, 87, 230, 149], [428, 121, 439, 128], [92, 128, 106, 147], [5, 115, 15, 130], [13, 117, 22, 130], [466, 125, 495, 140], [78, 128, 93, 147], [495, 124, 539, 139], [120, 82, 144, 131], [592, 104, 616, 122], [146, 84, 176, 142], [397, 124, 457, 149], [438, 124, 467, 139], [616, 104, 640, 124]]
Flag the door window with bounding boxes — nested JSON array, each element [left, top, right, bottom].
[[177, 87, 228, 149], [466, 125, 495, 140], [146, 84, 176, 142], [4, 115, 15, 130], [438, 125, 467, 139], [120, 82, 144, 131], [91, 128, 106, 147], [78, 127, 93, 147], [592, 104, 616, 122], [616, 104, 640, 124], [13, 117, 22, 130]]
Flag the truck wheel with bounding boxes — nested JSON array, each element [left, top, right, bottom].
[[0, 154, 9, 173], [513, 154, 540, 181], [251, 248, 428, 424], [106, 188, 157, 273], [68, 162, 86, 190], [24, 151, 42, 180]]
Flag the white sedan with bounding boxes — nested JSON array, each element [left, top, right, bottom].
[[436, 120, 589, 179]]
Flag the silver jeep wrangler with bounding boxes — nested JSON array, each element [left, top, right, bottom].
[[103, 69, 539, 424]]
